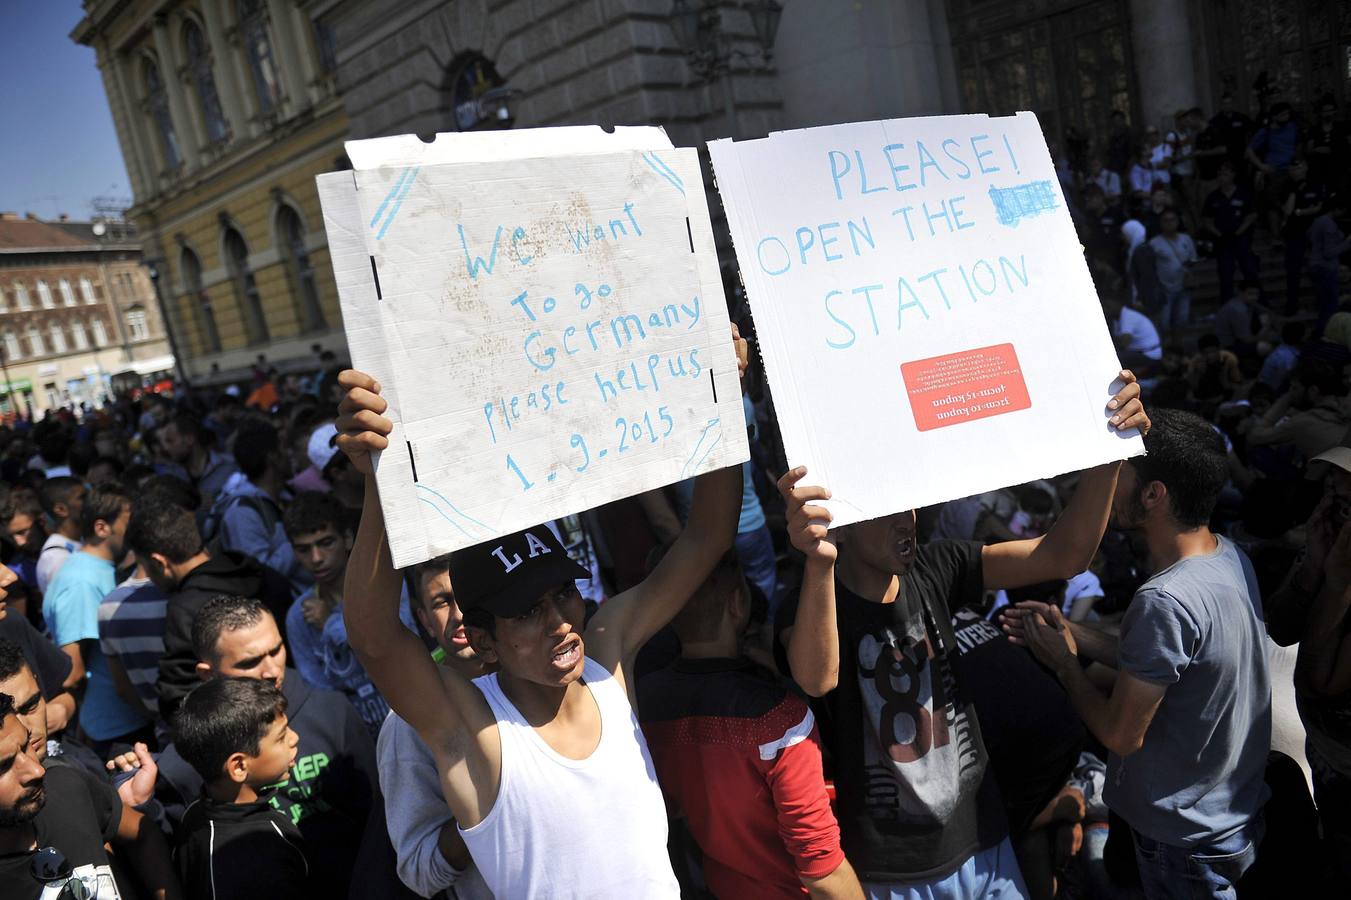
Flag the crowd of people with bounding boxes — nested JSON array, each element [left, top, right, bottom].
[[0, 101, 1348, 900]]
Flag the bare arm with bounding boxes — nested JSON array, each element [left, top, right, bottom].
[[982, 463, 1121, 591], [59, 642, 86, 686], [114, 804, 183, 900], [778, 468, 840, 697], [586, 461, 742, 673], [1021, 604, 1166, 756], [1003, 600, 1120, 666], [587, 324, 749, 679], [45, 691, 75, 735], [336, 372, 471, 746], [982, 371, 1149, 590], [804, 860, 866, 900]]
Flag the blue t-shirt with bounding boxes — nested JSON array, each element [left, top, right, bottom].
[[285, 588, 390, 737], [1105, 537, 1271, 847], [45, 552, 150, 740]]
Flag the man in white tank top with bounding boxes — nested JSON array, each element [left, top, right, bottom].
[[334, 329, 748, 899]]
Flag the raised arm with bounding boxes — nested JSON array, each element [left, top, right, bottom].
[[777, 467, 839, 697], [982, 370, 1149, 591], [586, 325, 748, 673], [586, 459, 742, 667], [337, 372, 470, 747]]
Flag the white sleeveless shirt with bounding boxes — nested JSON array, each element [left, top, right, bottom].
[[459, 656, 680, 899]]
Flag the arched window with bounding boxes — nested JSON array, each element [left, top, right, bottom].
[[91, 318, 109, 347], [27, 326, 45, 357], [58, 279, 76, 306], [184, 21, 229, 143], [48, 323, 67, 354], [238, 0, 283, 114], [143, 57, 182, 169], [3, 332, 20, 360], [71, 320, 89, 350], [36, 281, 54, 309], [79, 276, 97, 305], [181, 247, 222, 353], [14, 283, 30, 311], [224, 227, 269, 344], [277, 205, 326, 331]]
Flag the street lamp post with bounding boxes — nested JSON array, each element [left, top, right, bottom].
[[146, 262, 191, 389], [669, 0, 783, 139]]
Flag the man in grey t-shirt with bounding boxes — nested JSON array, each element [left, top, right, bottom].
[[1006, 409, 1270, 900]]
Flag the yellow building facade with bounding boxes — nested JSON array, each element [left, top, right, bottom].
[[74, 0, 350, 383]]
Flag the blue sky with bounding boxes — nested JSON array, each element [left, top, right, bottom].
[[0, 2, 130, 220]]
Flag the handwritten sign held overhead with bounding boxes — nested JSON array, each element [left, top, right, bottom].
[[708, 112, 1142, 528], [318, 127, 747, 568]]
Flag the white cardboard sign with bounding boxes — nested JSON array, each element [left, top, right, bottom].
[[318, 127, 748, 568], [708, 112, 1143, 528]]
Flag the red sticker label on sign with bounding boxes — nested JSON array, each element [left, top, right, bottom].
[[901, 343, 1032, 432]]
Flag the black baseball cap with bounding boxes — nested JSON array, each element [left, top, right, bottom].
[[450, 526, 590, 618]]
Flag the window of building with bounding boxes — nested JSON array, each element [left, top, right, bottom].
[[181, 247, 222, 353], [71, 320, 88, 350], [48, 323, 67, 354], [36, 281, 54, 309], [27, 326, 44, 357], [2, 332, 20, 360], [126, 307, 150, 341], [0, 287, 6, 311], [277, 205, 326, 332], [238, 0, 284, 114], [91, 318, 109, 347], [58, 279, 76, 306], [184, 20, 229, 143], [144, 57, 182, 169], [224, 226, 269, 344], [79, 276, 97, 305], [14, 284, 30, 311]]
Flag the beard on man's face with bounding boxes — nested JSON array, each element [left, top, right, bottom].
[[0, 784, 46, 826]]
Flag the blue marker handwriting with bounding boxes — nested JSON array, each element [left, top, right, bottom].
[[456, 202, 644, 279], [503, 404, 679, 493]]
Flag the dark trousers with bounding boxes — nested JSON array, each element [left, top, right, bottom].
[[1215, 233, 1259, 301]]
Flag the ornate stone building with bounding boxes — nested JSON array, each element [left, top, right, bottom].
[[0, 214, 171, 416], [73, 0, 349, 383]]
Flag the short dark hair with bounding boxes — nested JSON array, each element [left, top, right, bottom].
[[1129, 408, 1229, 528], [282, 491, 350, 542], [167, 412, 206, 444], [233, 419, 279, 480], [126, 496, 203, 563], [67, 443, 97, 479], [138, 474, 201, 513], [38, 476, 82, 518], [79, 483, 131, 542], [37, 432, 70, 466], [191, 595, 270, 662], [664, 548, 746, 644], [1197, 333, 1221, 351], [0, 638, 28, 683], [173, 677, 287, 782], [406, 553, 453, 612], [0, 692, 13, 722]]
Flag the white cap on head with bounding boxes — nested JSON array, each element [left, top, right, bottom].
[[307, 422, 340, 473], [1312, 446, 1351, 475]]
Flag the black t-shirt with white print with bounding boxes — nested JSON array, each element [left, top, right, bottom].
[[784, 539, 1007, 882], [0, 763, 124, 900]]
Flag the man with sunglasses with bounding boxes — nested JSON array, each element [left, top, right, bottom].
[[0, 692, 182, 899]]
